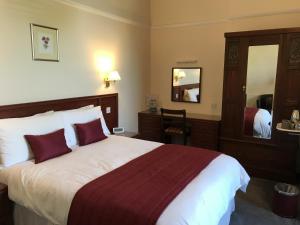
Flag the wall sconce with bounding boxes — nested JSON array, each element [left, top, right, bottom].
[[173, 70, 186, 82], [104, 71, 121, 88]]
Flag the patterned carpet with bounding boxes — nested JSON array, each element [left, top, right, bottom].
[[230, 178, 300, 225]]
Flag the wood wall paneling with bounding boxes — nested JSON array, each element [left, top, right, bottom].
[[0, 94, 118, 132]]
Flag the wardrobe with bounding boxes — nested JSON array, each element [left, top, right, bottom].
[[220, 28, 300, 182]]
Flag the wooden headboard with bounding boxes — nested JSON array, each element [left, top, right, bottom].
[[172, 84, 200, 102], [0, 94, 118, 131]]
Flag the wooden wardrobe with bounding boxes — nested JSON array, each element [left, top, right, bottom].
[[220, 28, 300, 182]]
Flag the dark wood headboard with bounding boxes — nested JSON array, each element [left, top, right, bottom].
[[0, 94, 118, 131], [172, 83, 200, 102]]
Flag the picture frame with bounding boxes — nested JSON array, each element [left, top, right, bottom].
[[171, 67, 202, 103], [30, 24, 59, 62]]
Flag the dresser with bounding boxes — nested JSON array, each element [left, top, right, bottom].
[[138, 111, 220, 150]]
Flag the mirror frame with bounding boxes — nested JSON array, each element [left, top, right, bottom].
[[171, 67, 202, 103]]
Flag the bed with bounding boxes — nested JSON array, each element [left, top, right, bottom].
[[244, 107, 272, 139], [0, 94, 250, 225]]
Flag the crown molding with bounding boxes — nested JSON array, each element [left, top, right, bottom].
[[230, 8, 300, 20], [152, 19, 229, 29], [53, 0, 149, 28], [152, 8, 300, 29]]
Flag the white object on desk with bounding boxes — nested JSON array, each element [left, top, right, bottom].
[[113, 127, 124, 134]]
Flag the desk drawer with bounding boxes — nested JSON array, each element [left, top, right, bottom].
[[190, 120, 219, 150]]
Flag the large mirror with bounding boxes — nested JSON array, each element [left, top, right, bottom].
[[243, 45, 279, 139], [172, 67, 201, 103]]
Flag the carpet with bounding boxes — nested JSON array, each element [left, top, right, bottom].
[[230, 178, 300, 225]]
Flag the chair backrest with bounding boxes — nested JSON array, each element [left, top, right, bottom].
[[160, 108, 186, 132], [256, 94, 273, 112]]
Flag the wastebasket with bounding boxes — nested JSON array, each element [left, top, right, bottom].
[[272, 183, 299, 218]]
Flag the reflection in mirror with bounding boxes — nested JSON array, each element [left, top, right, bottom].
[[243, 45, 279, 139], [172, 68, 201, 103]]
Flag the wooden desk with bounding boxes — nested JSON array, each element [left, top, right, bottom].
[[138, 111, 221, 150]]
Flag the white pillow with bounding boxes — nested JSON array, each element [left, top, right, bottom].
[[0, 113, 64, 167], [187, 88, 199, 102], [61, 106, 110, 148], [33, 110, 54, 117], [183, 89, 190, 101], [58, 105, 94, 113], [30, 106, 93, 118]]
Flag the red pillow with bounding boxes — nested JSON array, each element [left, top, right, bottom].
[[75, 119, 107, 146], [25, 129, 71, 164]]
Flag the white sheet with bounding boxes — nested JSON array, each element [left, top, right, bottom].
[[253, 109, 272, 139], [0, 136, 250, 225]]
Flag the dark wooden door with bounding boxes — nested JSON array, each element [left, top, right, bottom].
[[221, 39, 246, 138]]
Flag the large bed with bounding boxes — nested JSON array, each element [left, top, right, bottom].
[[0, 95, 250, 225]]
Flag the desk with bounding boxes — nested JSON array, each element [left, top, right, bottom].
[[277, 123, 300, 173], [138, 110, 221, 150]]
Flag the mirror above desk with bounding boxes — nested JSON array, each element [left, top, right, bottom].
[[171, 67, 202, 103]]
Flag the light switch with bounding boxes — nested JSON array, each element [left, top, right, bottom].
[[211, 103, 217, 111], [106, 107, 111, 114]]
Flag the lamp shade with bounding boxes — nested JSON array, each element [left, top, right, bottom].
[[178, 71, 186, 79], [108, 71, 121, 81]]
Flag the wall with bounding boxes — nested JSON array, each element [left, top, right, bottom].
[[150, 0, 300, 116], [0, 0, 150, 132], [173, 68, 200, 86]]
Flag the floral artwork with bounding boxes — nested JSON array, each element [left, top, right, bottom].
[[31, 24, 59, 61], [41, 36, 50, 49]]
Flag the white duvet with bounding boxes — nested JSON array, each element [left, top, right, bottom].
[[0, 136, 250, 225]]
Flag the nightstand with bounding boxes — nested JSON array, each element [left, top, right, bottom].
[[0, 183, 13, 225], [114, 131, 138, 138]]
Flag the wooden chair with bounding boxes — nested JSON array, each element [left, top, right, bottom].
[[160, 108, 189, 145], [256, 94, 273, 112]]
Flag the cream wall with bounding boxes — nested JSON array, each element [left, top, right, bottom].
[[150, 0, 300, 116], [0, 0, 150, 132]]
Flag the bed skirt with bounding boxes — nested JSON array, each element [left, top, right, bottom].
[[13, 198, 236, 225]]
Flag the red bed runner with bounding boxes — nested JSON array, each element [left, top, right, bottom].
[[67, 144, 220, 225], [244, 107, 259, 136]]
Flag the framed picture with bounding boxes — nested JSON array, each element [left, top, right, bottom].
[[30, 24, 59, 62]]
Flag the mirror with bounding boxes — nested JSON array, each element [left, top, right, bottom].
[[243, 45, 279, 139], [172, 67, 201, 103]]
